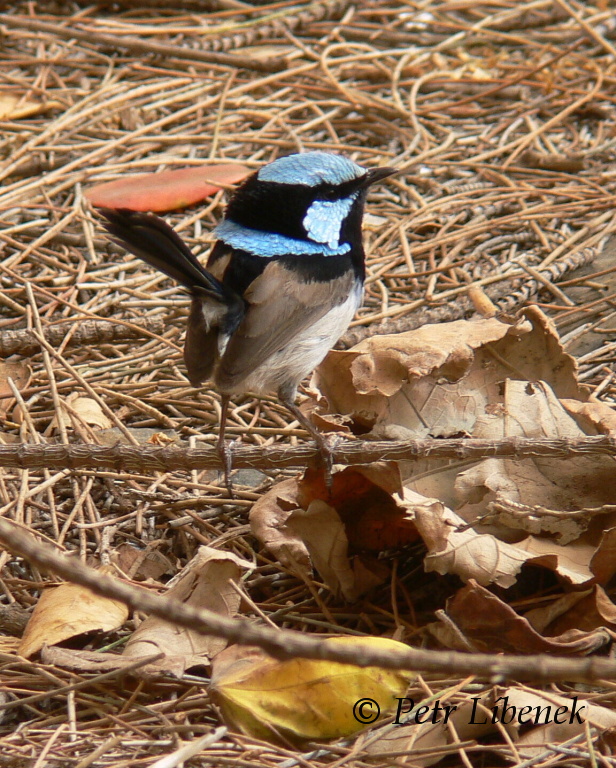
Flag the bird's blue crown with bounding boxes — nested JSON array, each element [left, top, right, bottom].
[[257, 151, 365, 187]]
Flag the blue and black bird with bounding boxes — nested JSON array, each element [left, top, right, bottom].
[[98, 152, 395, 483]]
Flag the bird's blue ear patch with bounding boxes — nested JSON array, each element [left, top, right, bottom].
[[303, 196, 356, 248], [258, 151, 365, 187]]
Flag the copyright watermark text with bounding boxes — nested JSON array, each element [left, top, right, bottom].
[[352, 695, 586, 726]]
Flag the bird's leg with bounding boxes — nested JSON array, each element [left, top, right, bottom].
[[216, 393, 235, 497], [280, 394, 334, 488]]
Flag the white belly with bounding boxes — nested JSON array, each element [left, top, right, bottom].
[[235, 281, 363, 397]]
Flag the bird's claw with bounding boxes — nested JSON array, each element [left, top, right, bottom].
[[216, 439, 236, 498], [314, 432, 343, 489]]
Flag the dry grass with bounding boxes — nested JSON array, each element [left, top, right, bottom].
[[1, 1, 616, 765]]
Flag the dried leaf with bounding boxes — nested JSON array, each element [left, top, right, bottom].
[[406, 490, 532, 588], [523, 590, 594, 633], [0, 92, 61, 120], [19, 573, 128, 658], [499, 687, 616, 760], [86, 164, 250, 212], [430, 581, 612, 654], [317, 307, 604, 586], [406, 479, 607, 589], [287, 499, 387, 601], [454, 380, 616, 543], [251, 467, 411, 600], [210, 637, 414, 743], [298, 462, 402, 506], [0, 361, 31, 418], [122, 546, 252, 676], [561, 398, 616, 435], [316, 315, 521, 431], [318, 306, 581, 437], [519, 535, 596, 584], [526, 585, 616, 636], [53, 393, 113, 431], [591, 526, 616, 584], [249, 478, 312, 578]]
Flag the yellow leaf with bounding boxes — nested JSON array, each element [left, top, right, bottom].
[[210, 636, 414, 743]]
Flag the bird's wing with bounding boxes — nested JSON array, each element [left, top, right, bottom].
[[216, 260, 357, 391]]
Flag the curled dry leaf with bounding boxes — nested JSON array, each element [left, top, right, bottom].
[[316, 315, 523, 432], [287, 499, 388, 602], [404, 489, 532, 588], [86, 163, 250, 212], [590, 526, 616, 584], [122, 546, 252, 676], [406, 486, 607, 588], [319, 306, 581, 437], [429, 581, 613, 655], [19, 569, 129, 658], [250, 466, 415, 600], [524, 584, 616, 636], [561, 398, 616, 435], [498, 687, 616, 760], [365, 697, 491, 768], [210, 637, 414, 743], [0, 92, 61, 120], [318, 303, 579, 441], [248, 478, 312, 578], [52, 393, 113, 431], [454, 379, 616, 545], [0, 361, 31, 419], [516, 535, 596, 584]]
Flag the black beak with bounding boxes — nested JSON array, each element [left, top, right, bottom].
[[361, 166, 397, 188]]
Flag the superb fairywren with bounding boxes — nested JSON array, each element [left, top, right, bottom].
[[98, 152, 395, 486]]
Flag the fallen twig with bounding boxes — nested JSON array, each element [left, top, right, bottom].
[[1, 515, 615, 682], [0, 436, 615, 473], [0, 15, 287, 72], [0, 317, 166, 358]]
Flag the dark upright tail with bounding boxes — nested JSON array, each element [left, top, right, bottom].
[[97, 208, 244, 387], [97, 208, 227, 300]]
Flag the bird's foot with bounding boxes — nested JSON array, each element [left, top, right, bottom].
[[216, 439, 236, 499], [279, 395, 340, 488], [313, 432, 344, 489]]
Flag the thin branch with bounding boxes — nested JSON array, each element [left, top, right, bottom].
[[0, 15, 287, 73], [0, 317, 166, 358], [1, 515, 616, 682], [0, 436, 615, 473]]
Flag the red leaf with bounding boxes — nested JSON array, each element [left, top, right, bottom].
[[85, 164, 250, 212]]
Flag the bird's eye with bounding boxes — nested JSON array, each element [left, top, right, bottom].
[[321, 189, 338, 202]]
